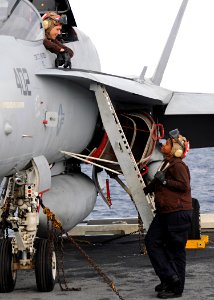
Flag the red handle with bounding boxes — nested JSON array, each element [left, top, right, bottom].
[[141, 165, 149, 177], [106, 179, 112, 207], [155, 123, 165, 140]]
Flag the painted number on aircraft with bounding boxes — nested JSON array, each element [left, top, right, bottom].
[[13, 68, 31, 96]]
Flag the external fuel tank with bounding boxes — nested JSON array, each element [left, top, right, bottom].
[[37, 172, 97, 236]]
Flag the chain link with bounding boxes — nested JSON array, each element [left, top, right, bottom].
[[63, 230, 125, 300], [40, 197, 125, 300], [55, 229, 81, 291], [44, 203, 80, 292]]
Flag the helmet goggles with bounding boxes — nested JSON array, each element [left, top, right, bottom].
[[49, 14, 67, 25], [42, 12, 67, 26], [169, 129, 184, 149]]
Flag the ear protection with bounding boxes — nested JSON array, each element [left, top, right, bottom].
[[171, 142, 183, 158], [43, 19, 51, 30], [171, 138, 190, 158], [174, 149, 183, 158], [42, 12, 53, 30], [42, 12, 62, 31]]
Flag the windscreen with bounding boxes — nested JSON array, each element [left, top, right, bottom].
[[0, 0, 44, 41], [0, 0, 17, 22]]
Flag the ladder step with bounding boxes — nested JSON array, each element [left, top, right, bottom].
[[90, 83, 154, 231]]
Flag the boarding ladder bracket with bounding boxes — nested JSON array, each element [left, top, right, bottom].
[[90, 83, 154, 231]]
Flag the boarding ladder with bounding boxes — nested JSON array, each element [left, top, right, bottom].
[[90, 84, 154, 231]]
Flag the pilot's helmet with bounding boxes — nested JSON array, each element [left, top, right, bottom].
[[169, 129, 190, 158], [42, 11, 67, 32]]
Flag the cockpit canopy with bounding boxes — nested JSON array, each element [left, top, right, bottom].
[[30, 0, 69, 14], [0, 0, 77, 42], [0, 0, 43, 41], [32, 0, 77, 42]]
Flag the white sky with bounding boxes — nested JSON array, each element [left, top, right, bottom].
[[70, 0, 214, 93]]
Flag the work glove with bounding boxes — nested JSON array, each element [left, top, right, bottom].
[[55, 52, 72, 69], [55, 52, 65, 68], [143, 186, 149, 195], [63, 52, 72, 69], [154, 171, 167, 185]]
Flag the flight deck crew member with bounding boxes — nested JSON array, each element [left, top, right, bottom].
[[144, 129, 192, 299], [42, 11, 74, 68]]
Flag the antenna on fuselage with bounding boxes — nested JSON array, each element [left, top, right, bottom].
[[150, 0, 189, 86]]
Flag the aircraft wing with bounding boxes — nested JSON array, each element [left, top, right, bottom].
[[36, 68, 173, 106], [36, 69, 214, 148], [165, 92, 214, 115], [160, 91, 214, 148]]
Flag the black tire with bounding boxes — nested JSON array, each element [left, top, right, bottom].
[[0, 238, 17, 293], [188, 198, 201, 240], [35, 238, 56, 292]]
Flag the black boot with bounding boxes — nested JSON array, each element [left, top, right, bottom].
[[157, 290, 182, 299], [157, 275, 182, 299], [155, 281, 168, 292], [155, 275, 180, 293]]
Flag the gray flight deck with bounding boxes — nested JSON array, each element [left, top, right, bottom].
[[1, 226, 214, 300]]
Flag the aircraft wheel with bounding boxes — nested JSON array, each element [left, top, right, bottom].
[[35, 238, 56, 292], [0, 238, 17, 293]]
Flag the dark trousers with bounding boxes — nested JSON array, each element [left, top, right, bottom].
[[145, 210, 192, 293]]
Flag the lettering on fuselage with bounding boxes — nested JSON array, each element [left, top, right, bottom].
[[34, 53, 46, 61], [13, 68, 31, 96], [56, 104, 65, 135]]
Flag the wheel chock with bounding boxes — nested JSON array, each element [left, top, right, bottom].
[[186, 235, 209, 249]]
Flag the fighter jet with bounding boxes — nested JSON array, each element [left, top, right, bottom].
[[0, 0, 213, 293]]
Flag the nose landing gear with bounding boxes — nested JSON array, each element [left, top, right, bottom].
[[0, 155, 52, 293]]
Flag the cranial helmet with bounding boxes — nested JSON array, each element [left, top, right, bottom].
[[42, 11, 67, 31], [169, 129, 190, 158]]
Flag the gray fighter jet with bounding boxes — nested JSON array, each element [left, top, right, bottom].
[[0, 0, 213, 293]]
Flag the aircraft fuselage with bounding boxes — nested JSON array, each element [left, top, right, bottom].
[[0, 34, 99, 177]]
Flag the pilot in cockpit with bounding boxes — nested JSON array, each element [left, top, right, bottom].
[[42, 11, 74, 69]]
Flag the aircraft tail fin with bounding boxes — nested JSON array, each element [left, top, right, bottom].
[[150, 0, 189, 86]]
